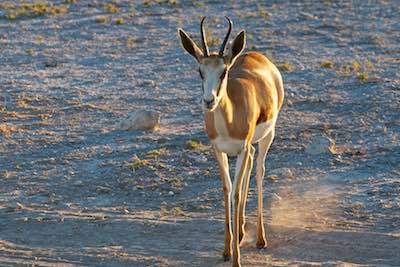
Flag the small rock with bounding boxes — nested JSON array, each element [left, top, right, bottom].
[[267, 175, 278, 182], [44, 59, 58, 68], [168, 191, 175, 196], [305, 135, 333, 155], [20, 217, 29, 222], [116, 110, 160, 131]]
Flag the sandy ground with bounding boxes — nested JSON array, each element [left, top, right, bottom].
[[0, 0, 399, 266]]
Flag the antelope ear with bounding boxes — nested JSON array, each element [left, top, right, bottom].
[[178, 29, 204, 62], [225, 30, 246, 66]]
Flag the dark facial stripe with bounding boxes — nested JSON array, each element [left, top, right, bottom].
[[216, 68, 228, 97], [199, 68, 204, 79], [220, 68, 227, 80]]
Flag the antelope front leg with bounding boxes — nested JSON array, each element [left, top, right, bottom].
[[232, 146, 253, 267], [213, 146, 232, 261], [238, 145, 255, 244], [255, 131, 275, 248]]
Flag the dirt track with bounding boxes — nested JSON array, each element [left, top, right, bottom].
[[0, 1, 399, 266]]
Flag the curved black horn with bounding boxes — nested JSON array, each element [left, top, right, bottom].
[[219, 16, 232, 57], [200, 16, 209, 56]]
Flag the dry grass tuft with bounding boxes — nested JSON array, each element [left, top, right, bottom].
[[115, 18, 124, 25], [104, 3, 120, 14], [125, 155, 150, 170], [259, 8, 270, 19], [185, 139, 207, 151], [168, 177, 183, 189], [143, 0, 179, 7], [0, 123, 17, 137], [95, 16, 108, 23], [356, 72, 369, 81], [277, 62, 294, 72], [320, 60, 334, 68], [145, 148, 169, 159], [338, 59, 378, 82], [161, 206, 185, 217], [4, 3, 69, 20]]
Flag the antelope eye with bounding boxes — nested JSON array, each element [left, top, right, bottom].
[[199, 69, 204, 79]]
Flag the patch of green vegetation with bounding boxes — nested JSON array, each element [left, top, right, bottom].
[[356, 72, 369, 81], [35, 35, 45, 43], [259, 8, 270, 19], [161, 206, 185, 217], [143, 0, 151, 7], [168, 177, 183, 189], [143, 0, 179, 6], [185, 139, 207, 150], [149, 181, 160, 190], [115, 18, 124, 25], [194, 2, 204, 8], [171, 207, 184, 216], [340, 60, 361, 76], [125, 155, 150, 170], [339, 59, 377, 82], [136, 184, 145, 190], [4, 3, 69, 20], [351, 61, 361, 72], [320, 60, 334, 69], [145, 148, 169, 159], [365, 59, 374, 69], [26, 48, 35, 56], [277, 62, 294, 72]]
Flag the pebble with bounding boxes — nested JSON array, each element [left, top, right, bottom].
[[116, 110, 160, 131]]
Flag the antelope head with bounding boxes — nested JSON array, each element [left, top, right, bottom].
[[178, 17, 246, 111]]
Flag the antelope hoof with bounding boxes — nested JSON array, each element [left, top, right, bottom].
[[239, 222, 246, 243], [239, 232, 244, 243], [256, 237, 267, 249], [222, 250, 231, 261]]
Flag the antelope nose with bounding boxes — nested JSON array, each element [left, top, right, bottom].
[[203, 98, 215, 108]]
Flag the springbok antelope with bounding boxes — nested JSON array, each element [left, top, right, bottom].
[[178, 17, 284, 267]]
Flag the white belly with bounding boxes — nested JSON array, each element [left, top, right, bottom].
[[211, 108, 276, 155], [212, 137, 244, 156]]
